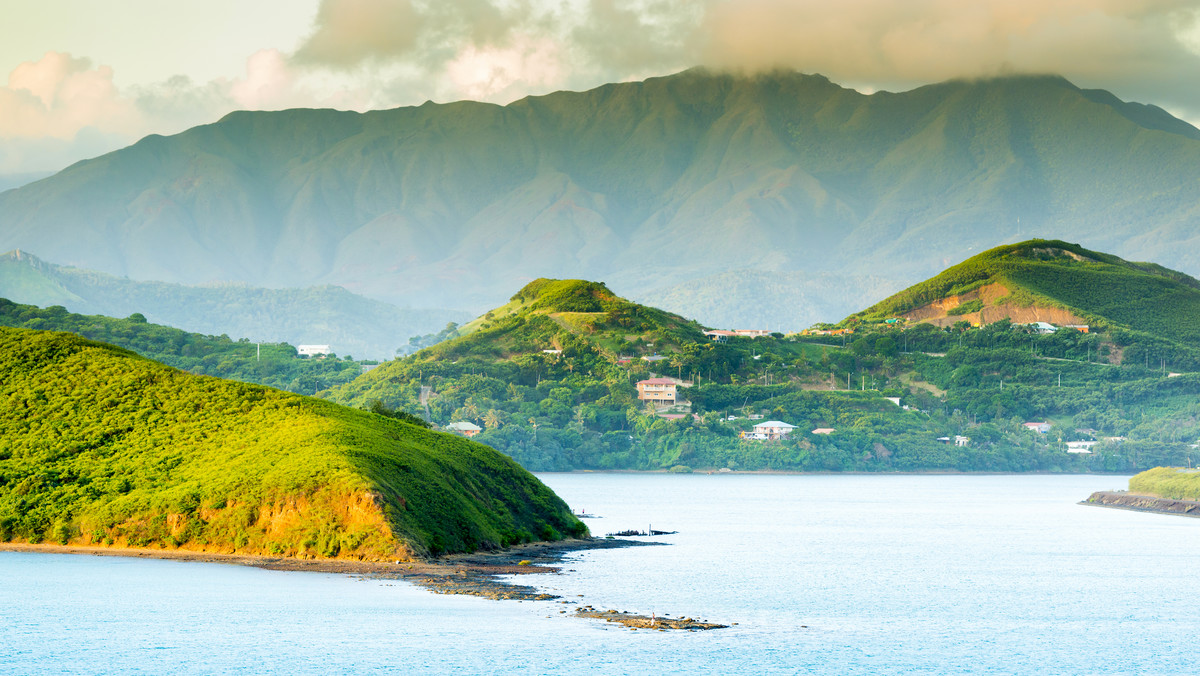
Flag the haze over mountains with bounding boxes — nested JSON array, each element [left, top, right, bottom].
[[2, 68, 1199, 330]]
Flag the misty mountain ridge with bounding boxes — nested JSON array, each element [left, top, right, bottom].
[[2, 68, 1199, 329], [0, 249, 468, 359]]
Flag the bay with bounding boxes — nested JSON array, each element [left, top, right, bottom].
[[3, 474, 1197, 675]]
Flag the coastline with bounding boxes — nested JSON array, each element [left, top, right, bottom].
[[0, 537, 730, 629], [1080, 491, 1200, 518], [0, 538, 649, 599]]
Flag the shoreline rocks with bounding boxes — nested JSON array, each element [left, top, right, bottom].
[[1081, 491, 1200, 517]]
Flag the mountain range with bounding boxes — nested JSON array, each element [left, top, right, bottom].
[[2, 68, 1199, 329]]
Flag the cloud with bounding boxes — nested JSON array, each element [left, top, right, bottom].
[[693, 0, 1200, 118], [286, 0, 1200, 120], [5, 0, 1200, 176], [0, 50, 374, 174]]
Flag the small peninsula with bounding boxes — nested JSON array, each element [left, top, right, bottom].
[[0, 327, 585, 560], [1083, 467, 1200, 517]]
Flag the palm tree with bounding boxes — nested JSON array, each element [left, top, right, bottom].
[[483, 409, 503, 430]]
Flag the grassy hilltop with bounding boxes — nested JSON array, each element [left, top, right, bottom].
[[0, 327, 584, 558], [850, 239, 1200, 343]]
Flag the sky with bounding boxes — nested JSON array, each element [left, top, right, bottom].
[[3, 0, 1200, 175]]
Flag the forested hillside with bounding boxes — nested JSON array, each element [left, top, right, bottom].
[[325, 271, 1197, 473], [3, 70, 1199, 328], [0, 327, 584, 557], [0, 298, 366, 395]]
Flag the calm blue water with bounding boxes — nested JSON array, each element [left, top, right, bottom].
[[3, 474, 1197, 675]]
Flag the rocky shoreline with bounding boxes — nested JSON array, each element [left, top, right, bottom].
[[1081, 491, 1200, 517], [1, 537, 728, 631]]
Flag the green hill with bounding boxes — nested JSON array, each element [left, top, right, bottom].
[[848, 239, 1200, 348], [3, 70, 1199, 329], [0, 250, 469, 360], [0, 327, 584, 558]]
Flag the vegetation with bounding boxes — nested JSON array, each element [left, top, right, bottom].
[[0, 297, 370, 395], [1128, 467, 1200, 501], [0, 327, 584, 558], [325, 271, 1198, 474]]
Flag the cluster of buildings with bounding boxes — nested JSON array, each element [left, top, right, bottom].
[[703, 329, 772, 342]]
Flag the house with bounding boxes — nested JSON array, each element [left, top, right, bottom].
[[751, 421, 797, 440], [637, 378, 678, 404], [445, 421, 482, 437], [1023, 421, 1052, 434], [954, 435, 970, 447], [811, 427, 835, 435], [1064, 325, 1089, 333], [542, 349, 562, 355], [642, 354, 667, 363], [733, 329, 771, 338], [297, 344, 332, 357], [703, 330, 737, 342], [1066, 440, 1098, 454], [885, 397, 901, 406], [1028, 322, 1057, 334]]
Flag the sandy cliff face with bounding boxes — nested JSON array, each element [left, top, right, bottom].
[[901, 283, 1088, 328]]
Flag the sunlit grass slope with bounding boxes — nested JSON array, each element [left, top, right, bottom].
[[0, 327, 584, 559], [849, 239, 1200, 345], [1128, 467, 1200, 501]]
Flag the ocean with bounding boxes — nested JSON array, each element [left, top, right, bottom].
[[3, 474, 1197, 675]]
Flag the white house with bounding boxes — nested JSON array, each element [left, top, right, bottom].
[[445, 421, 482, 437], [1066, 440, 1098, 454], [297, 344, 332, 357], [1028, 322, 1057, 334], [1023, 421, 1052, 434], [752, 421, 796, 440]]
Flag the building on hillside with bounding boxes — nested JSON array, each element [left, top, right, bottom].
[[703, 330, 737, 342], [811, 427, 835, 435], [297, 344, 332, 357], [445, 421, 482, 437], [1023, 421, 1052, 434], [954, 435, 970, 447], [1064, 325, 1089, 333], [637, 377, 677, 404], [733, 329, 770, 338], [885, 397, 901, 406], [642, 354, 667, 363], [751, 421, 797, 440], [1066, 440, 1098, 454], [1028, 322, 1057, 334], [704, 329, 770, 340]]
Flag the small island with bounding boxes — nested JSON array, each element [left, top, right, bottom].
[[1083, 467, 1200, 517]]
